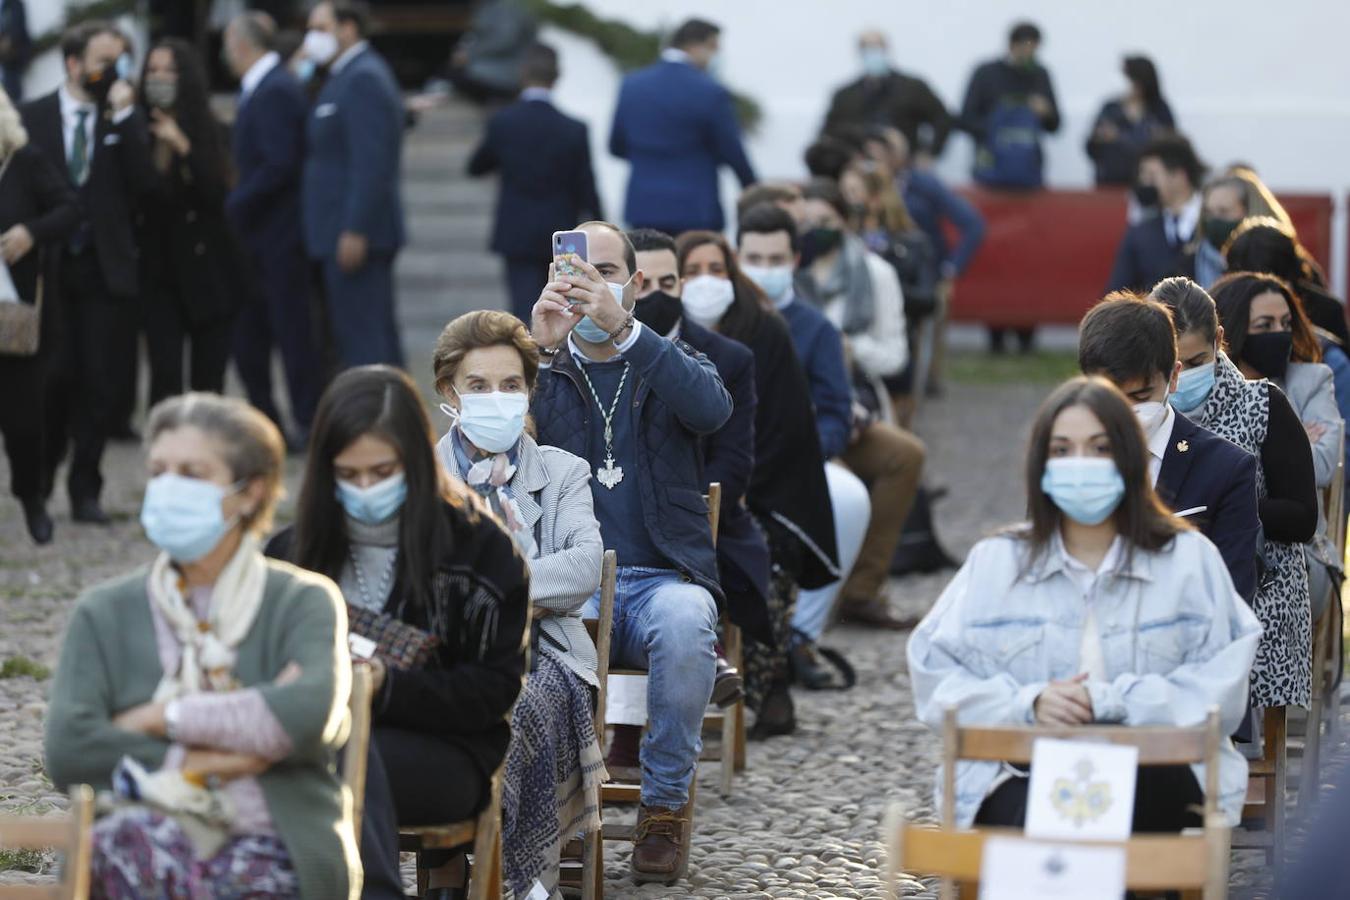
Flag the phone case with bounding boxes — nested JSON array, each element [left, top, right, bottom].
[[554, 232, 588, 279]]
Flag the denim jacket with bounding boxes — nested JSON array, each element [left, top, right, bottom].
[[907, 528, 1262, 827]]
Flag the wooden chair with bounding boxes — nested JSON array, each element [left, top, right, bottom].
[[342, 664, 373, 843], [882, 803, 1231, 900], [0, 785, 94, 900], [936, 706, 1225, 899], [399, 772, 504, 900], [1300, 422, 1346, 810]]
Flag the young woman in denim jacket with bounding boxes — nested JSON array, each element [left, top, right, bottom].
[[908, 376, 1261, 830]]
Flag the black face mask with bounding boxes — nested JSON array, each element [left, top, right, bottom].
[[82, 66, 115, 105], [1242, 331, 1293, 380], [633, 290, 684, 336], [1203, 217, 1240, 250], [1132, 183, 1160, 208], [799, 227, 844, 267]]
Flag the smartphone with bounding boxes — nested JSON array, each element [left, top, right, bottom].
[[552, 230, 589, 282]]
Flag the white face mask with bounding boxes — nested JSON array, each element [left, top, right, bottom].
[[1132, 394, 1171, 439], [680, 275, 735, 327], [303, 29, 339, 65]]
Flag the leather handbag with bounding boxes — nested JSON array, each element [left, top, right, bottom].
[[345, 604, 440, 672], [0, 154, 42, 357]]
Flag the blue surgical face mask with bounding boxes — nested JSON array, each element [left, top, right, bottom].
[[860, 46, 889, 77], [443, 390, 529, 454], [141, 473, 244, 563], [1040, 457, 1125, 526], [336, 472, 407, 524], [742, 264, 794, 306], [573, 278, 631, 344], [1170, 362, 1216, 413], [115, 53, 134, 81]]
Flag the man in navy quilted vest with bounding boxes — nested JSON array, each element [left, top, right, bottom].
[[528, 220, 732, 886]]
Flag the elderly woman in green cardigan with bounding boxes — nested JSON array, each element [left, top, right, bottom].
[[43, 393, 359, 900]]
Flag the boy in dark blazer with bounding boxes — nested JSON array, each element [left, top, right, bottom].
[[300, 0, 405, 368], [1105, 135, 1206, 292], [20, 20, 154, 524], [1078, 293, 1260, 602], [467, 42, 601, 321], [608, 18, 756, 235]]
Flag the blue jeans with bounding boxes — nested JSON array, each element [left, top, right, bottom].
[[584, 566, 717, 808]]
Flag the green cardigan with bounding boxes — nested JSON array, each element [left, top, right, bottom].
[[43, 558, 360, 900]]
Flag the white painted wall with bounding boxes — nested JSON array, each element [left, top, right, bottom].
[[543, 0, 1350, 290], [21, 0, 145, 101]]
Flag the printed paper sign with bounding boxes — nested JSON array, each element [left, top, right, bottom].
[[981, 837, 1126, 900], [606, 673, 649, 726], [1024, 737, 1138, 841]]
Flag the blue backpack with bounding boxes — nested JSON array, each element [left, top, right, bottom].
[[973, 101, 1044, 189]]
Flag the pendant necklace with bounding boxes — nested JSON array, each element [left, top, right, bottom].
[[577, 361, 631, 489]]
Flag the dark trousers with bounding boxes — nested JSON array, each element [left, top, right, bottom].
[[233, 243, 322, 433], [43, 251, 131, 503], [144, 288, 233, 408], [320, 252, 404, 369], [974, 765, 1204, 833], [0, 353, 44, 501], [503, 256, 547, 322], [360, 727, 490, 900]]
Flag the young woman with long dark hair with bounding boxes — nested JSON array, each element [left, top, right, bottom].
[[268, 365, 529, 899], [137, 38, 245, 406], [1086, 55, 1176, 187], [908, 376, 1259, 830]]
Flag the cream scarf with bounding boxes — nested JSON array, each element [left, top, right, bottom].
[[147, 532, 268, 702]]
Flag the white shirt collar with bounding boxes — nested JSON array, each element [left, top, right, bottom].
[[241, 52, 280, 97], [1168, 192, 1203, 243], [331, 40, 368, 75], [660, 47, 692, 65], [1147, 404, 1176, 464], [58, 82, 95, 119], [519, 86, 552, 103]]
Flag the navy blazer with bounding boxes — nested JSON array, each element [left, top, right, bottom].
[[1105, 214, 1195, 293], [468, 97, 601, 260], [302, 46, 405, 258], [1155, 411, 1261, 603], [680, 319, 772, 643], [228, 61, 306, 252], [608, 59, 755, 233]]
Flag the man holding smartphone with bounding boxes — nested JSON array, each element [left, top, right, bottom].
[[529, 220, 732, 885]]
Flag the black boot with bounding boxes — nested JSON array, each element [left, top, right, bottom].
[[20, 497, 53, 544], [749, 678, 795, 740]]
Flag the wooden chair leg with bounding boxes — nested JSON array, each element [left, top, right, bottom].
[[734, 699, 747, 771], [719, 694, 736, 797], [1266, 706, 1287, 865], [416, 853, 430, 897], [1303, 610, 1330, 810], [582, 827, 604, 900]]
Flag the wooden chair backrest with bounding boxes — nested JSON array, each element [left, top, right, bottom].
[[705, 483, 721, 546], [1324, 422, 1346, 556], [584, 550, 618, 732], [885, 805, 1230, 898], [0, 785, 95, 900], [941, 706, 1223, 826], [343, 664, 374, 842]]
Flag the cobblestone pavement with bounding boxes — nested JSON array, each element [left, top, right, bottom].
[[0, 100, 1342, 897]]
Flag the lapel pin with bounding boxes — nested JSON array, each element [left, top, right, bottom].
[[1176, 440, 1189, 453]]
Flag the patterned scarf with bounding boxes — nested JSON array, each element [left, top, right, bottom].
[[797, 232, 876, 335], [448, 428, 537, 558]]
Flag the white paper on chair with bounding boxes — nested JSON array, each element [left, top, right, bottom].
[[0, 257, 18, 303], [606, 673, 649, 726], [1024, 737, 1138, 841], [980, 837, 1125, 900]]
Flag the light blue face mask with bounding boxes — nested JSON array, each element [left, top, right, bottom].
[[860, 46, 889, 77], [1169, 362, 1217, 413], [742, 264, 794, 305], [1040, 457, 1125, 526], [442, 389, 529, 454], [141, 473, 244, 563], [336, 472, 407, 524], [573, 279, 631, 344]]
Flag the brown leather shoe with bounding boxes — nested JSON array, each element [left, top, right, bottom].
[[836, 595, 919, 631], [631, 784, 696, 884]]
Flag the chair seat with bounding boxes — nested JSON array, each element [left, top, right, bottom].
[[399, 821, 478, 852]]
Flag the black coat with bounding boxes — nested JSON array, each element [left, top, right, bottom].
[[1105, 214, 1195, 293], [20, 90, 156, 299], [0, 143, 79, 346], [139, 122, 245, 326], [731, 310, 839, 590], [467, 97, 602, 260], [823, 70, 954, 155], [680, 319, 773, 643], [266, 497, 530, 779]]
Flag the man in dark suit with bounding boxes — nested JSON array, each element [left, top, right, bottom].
[[301, 0, 404, 368], [822, 30, 953, 159], [1078, 293, 1260, 602], [224, 12, 321, 443], [21, 20, 154, 524], [468, 42, 601, 322], [1105, 135, 1206, 292], [609, 18, 756, 235]]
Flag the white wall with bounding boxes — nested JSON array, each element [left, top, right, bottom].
[[22, 0, 146, 100], [544, 0, 1350, 289]]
